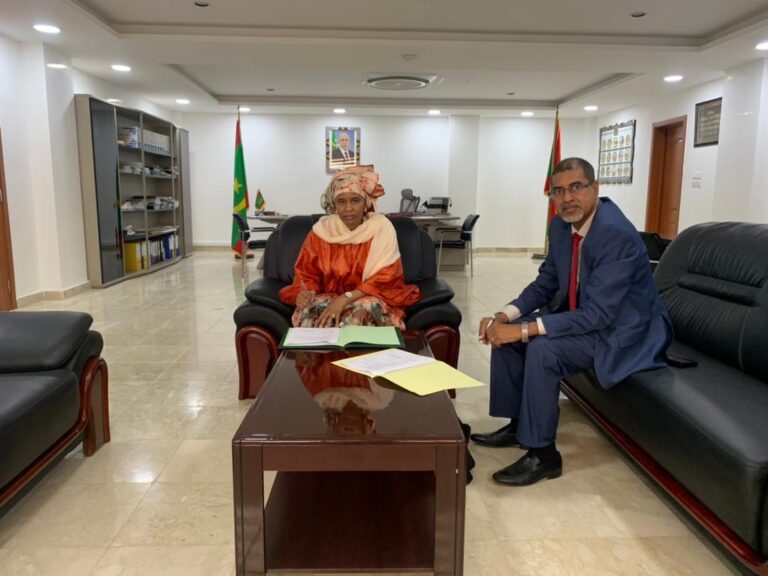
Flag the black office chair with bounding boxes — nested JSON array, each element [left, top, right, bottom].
[[399, 189, 420, 213], [436, 214, 480, 276], [232, 213, 276, 275], [638, 231, 670, 272]]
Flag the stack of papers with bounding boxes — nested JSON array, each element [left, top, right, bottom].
[[280, 326, 403, 349], [332, 348, 485, 396]]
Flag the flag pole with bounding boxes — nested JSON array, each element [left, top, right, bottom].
[[532, 106, 561, 260]]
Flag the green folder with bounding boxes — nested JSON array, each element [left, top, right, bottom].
[[279, 326, 404, 349]]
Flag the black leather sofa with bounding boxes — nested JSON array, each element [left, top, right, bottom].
[[0, 311, 110, 509], [562, 222, 768, 574], [234, 215, 462, 399]]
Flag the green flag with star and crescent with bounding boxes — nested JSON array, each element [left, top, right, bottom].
[[231, 116, 249, 256]]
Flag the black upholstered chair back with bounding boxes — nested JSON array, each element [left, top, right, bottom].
[[654, 222, 768, 382], [639, 231, 668, 261], [263, 215, 436, 286], [460, 214, 480, 242]]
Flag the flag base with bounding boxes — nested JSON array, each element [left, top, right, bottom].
[[234, 253, 255, 260]]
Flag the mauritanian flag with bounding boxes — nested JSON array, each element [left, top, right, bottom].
[[254, 188, 265, 211], [231, 116, 249, 256], [542, 108, 561, 255]]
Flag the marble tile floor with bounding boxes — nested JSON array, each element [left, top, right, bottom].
[[0, 252, 743, 575]]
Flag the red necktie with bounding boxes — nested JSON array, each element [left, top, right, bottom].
[[568, 233, 583, 311]]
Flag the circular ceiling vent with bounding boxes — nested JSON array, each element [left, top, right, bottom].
[[366, 76, 431, 90]]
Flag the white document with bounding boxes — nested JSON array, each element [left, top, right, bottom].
[[283, 327, 339, 346], [337, 348, 434, 377]]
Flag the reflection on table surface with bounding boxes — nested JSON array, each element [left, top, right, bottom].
[[295, 350, 394, 436]]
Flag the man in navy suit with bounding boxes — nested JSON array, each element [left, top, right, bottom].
[[471, 157, 672, 486]]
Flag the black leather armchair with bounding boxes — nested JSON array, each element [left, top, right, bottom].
[[234, 215, 462, 399], [0, 311, 110, 509], [562, 222, 768, 574]]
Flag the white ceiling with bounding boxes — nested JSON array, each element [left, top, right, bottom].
[[1, 0, 768, 117]]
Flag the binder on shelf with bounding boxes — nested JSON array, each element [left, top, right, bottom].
[[124, 240, 148, 272]]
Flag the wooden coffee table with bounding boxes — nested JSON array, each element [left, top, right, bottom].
[[232, 331, 466, 575]]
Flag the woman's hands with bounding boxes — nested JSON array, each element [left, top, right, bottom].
[[316, 295, 349, 328], [296, 289, 316, 309]]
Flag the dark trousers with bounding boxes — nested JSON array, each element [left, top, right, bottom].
[[489, 320, 595, 448]]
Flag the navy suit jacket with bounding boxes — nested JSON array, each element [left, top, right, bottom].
[[511, 198, 672, 389]]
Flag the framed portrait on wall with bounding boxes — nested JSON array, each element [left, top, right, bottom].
[[597, 120, 636, 185], [326, 126, 361, 172]]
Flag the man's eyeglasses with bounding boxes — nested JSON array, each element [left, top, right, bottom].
[[550, 181, 593, 198]]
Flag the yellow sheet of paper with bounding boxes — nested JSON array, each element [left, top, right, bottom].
[[382, 361, 485, 396], [334, 351, 485, 396]]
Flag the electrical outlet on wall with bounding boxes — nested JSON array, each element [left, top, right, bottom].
[[691, 172, 703, 189]]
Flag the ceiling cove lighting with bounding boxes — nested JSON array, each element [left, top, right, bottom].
[[584, 105, 599, 112], [46, 63, 67, 69], [34, 24, 60, 34], [106, 98, 122, 104], [176, 99, 190, 105], [238, 106, 251, 112], [111, 64, 131, 72], [521, 111, 534, 117], [333, 108, 346, 114], [664, 74, 684, 83], [428, 109, 441, 116], [756, 42, 768, 50]]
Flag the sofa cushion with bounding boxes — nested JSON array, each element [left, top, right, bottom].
[[566, 340, 768, 554], [0, 371, 80, 489], [0, 312, 93, 373], [654, 222, 768, 383]]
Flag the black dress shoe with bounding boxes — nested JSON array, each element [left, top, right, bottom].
[[492, 451, 563, 487], [469, 423, 521, 448]]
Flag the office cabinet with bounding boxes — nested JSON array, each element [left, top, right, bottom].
[[75, 95, 190, 287]]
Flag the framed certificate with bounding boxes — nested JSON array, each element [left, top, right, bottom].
[[694, 98, 722, 147], [598, 120, 635, 184]]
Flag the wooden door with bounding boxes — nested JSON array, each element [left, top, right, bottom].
[[0, 129, 17, 311], [646, 117, 686, 239]]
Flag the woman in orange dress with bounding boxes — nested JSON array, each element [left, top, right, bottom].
[[279, 165, 420, 328]]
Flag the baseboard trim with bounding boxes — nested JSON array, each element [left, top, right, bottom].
[[193, 245, 232, 252], [17, 281, 91, 306], [474, 247, 543, 254]]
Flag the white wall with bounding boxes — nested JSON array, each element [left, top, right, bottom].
[[0, 36, 40, 298], [0, 32, 178, 298], [475, 117, 592, 248], [596, 79, 724, 232], [182, 112, 450, 245]]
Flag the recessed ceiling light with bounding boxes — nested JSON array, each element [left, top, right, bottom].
[[584, 105, 599, 112], [176, 99, 190, 105], [521, 111, 534, 117], [46, 63, 67, 69], [428, 109, 441, 116], [506, 92, 516, 96], [266, 88, 275, 92], [630, 11, 646, 18], [238, 106, 251, 112], [333, 108, 346, 114], [34, 24, 60, 34], [111, 64, 131, 72], [664, 74, 684, 83], [756, 41, 768, 50], [106, 98, 122, 104]]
